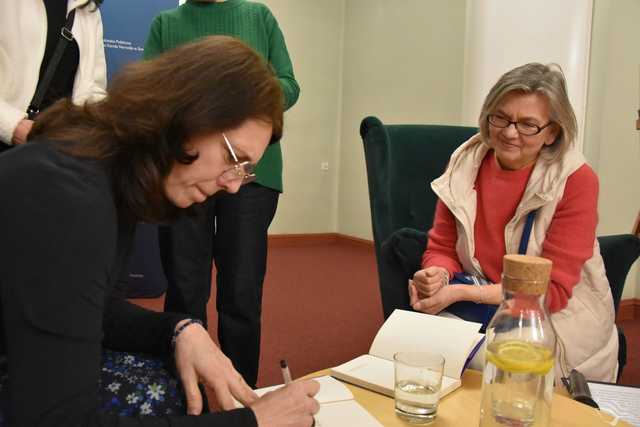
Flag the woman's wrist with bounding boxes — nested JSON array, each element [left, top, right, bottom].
[[172, 318, 203, 348], [448, 284, 471, 304], [477, 285, 485, 304], [476, 284, 502, 305]]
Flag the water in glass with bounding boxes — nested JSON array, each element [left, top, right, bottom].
[[395, 380, 439, 423]]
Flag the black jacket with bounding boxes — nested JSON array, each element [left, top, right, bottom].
[[0, 141, 256, 426]]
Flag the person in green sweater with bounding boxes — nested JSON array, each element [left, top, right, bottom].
[[144, 0, 299, 388]]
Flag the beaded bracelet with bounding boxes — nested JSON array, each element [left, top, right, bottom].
[[171, 318, 203, 348], [441, 270, 450, 288]]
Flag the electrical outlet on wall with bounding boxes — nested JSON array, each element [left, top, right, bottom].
[[320, 162, 329, 171]]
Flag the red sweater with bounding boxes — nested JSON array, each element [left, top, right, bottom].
[[422, 151, 599, 313]]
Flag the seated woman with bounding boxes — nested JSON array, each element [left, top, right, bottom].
[[0, 36, 319, 426], [409, 63, 617, 382]]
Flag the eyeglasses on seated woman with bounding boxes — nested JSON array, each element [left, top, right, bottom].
[[408, 62, 618, 383]]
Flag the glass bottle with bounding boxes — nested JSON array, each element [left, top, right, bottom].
[[479, 255, 556, 427]]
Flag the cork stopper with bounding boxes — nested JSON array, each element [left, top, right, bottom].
[[502, 255, 552, 295]]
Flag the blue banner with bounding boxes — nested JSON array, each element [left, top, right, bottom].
[[101, 0, 179, 80], [100, 0, 180, 298]]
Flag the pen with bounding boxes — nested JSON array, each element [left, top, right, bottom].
[[280, 359, 292, 384], [280, 359, 320, 427]]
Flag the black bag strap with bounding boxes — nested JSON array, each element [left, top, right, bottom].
[[518, 209, 538, 255], [27, 9, 76, 120]]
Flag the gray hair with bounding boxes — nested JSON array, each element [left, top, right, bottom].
[[478, 63, 577, 159]]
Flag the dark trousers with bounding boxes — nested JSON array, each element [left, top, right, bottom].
[[378, 228, 428, 318], [159, 183, 279, 387]]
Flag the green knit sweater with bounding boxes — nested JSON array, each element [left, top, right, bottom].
[[143, 0, 299, 192]]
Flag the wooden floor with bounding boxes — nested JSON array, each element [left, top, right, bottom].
[[132, 239, 640, 388]]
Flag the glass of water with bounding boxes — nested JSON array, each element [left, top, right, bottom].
[[393, 351, 445, 424]]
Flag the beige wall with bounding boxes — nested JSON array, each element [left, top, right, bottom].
[[336, 0, 468, 239], [262, 0, 345, 234], [585, 0, 640, 299], [264, 0, 468, 239]]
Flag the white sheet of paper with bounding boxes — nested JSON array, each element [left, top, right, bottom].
[[588, 382, 640, 427], [244, 376, 382, 427], [316, 400, 383, 427], [253, 375, 353, 404]]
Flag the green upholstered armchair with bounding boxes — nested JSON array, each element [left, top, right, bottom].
[[359, 116, 478, 318], [597, 233, 640, 380]]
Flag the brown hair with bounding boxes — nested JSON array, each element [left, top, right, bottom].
[[30, 35, 284, 222], [478, 63, 577, 160]]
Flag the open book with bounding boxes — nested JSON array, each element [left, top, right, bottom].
[[330, 309, 484, 399], [239, 376, 383, 427]]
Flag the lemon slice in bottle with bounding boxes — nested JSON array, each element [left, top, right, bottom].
[[486, 340, 554, 375]]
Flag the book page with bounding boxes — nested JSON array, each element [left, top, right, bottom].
[[587, 382, 640, 426], [463, 334, 486, 373], [369, 310, 482, 379], [317, 400, 383, 427], [330, 354, 461, 399], [331, 355, 394, 397]]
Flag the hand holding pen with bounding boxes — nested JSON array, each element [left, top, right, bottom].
[[249, 359, 320, 427], [280, 360, 320, 427]]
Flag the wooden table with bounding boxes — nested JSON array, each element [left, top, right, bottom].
[[307, 369, 629, 426]]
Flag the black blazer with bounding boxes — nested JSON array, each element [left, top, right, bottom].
[[0, 142, 256, 426]]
